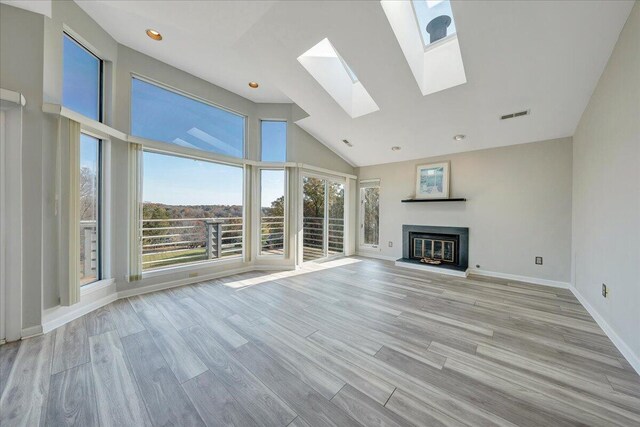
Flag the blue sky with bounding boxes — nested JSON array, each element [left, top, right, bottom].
[[63, 34, 100, 120]]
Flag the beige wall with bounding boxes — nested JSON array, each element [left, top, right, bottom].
[[357, 138, 573, 284], [572, 3, 639, 363]]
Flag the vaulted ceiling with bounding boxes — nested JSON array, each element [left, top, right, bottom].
[[75, 0, 634, 166]]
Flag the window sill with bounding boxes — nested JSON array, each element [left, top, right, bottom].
[[141, 256, 244, 279], [81, 278, 115, 297], [358, 245, 381, 252]]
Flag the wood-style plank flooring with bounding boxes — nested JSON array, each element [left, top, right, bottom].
[[1, 257, 639, 426]]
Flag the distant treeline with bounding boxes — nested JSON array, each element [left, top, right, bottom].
[[143, 203, 243, 220]]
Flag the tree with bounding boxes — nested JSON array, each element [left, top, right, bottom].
[[79, 167, 96, 221]]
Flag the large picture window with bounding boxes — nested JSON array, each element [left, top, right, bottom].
[[63, 33, 102, 121], [261, 121, 287, 162], [79, 134, 101, 285], [141, 151, 244, 270], [360, 181, 380, 248], [260, 170, 285, 255], [131, 77, 245, 158]]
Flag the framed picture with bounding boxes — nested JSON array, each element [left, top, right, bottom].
[[415, 161, 450, 199]]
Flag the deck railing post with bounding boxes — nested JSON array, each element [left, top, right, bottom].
[[205, 219, 223, 259]]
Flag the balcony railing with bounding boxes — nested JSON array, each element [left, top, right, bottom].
[[80, 220, 98, 284], [261, 216, 284, 255], [142, 217, 243, 270], [303, 216, 344, 261]]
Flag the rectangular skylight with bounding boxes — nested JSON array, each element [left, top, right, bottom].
[[298, 38, 379, 118], [381, 0, 467, 96], [412, 0, 457, 48]]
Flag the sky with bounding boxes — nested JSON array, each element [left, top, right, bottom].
[[63, 34, 100, 120], [413, 0, 457, 46], [65, 36, 287, 207]]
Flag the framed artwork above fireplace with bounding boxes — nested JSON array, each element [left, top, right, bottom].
[[415, 161, 450, 199]]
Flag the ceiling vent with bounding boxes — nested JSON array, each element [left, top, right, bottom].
[[500, 109, 530, 120]]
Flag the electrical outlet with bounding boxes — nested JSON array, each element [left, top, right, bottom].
[[602, 283, 608, 298], [535, 256, 543, 265], [388, 241, 393, 247]]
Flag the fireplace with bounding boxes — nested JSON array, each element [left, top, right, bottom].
[[400, 225, 469, 273]]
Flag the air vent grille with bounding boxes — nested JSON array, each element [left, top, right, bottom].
[[500, 109, 530, 120]]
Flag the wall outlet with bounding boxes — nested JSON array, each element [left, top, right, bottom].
[[602, 283, 608, 298], [388, 241, 393, 247], [535, 256, 543, 265]]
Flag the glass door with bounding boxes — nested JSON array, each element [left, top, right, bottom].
[[302, 175, 344, 261]]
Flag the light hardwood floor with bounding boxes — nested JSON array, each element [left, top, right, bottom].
[[1, 257, 639, 426]]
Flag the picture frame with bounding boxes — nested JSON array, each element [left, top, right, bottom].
[[415, 161, 450, 199]]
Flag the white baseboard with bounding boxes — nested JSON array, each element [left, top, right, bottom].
[[21, 325, 43, 339], [42, 293, 118, 334], [395, 260, 469, 278], [569, 285, 640, 375], [470, 269, 570, 289], [117, 266, 254, 299], [356, 252, 397, 262]]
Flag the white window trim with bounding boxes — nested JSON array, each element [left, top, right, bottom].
[[142, 255, 244, 279]]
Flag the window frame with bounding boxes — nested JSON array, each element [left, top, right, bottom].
[[78, 131, 104, 286], [62, 32, 104, 123], [260, 119, 288, 163], [257, 168, 287, 258], [139, 148, 246, 274], [359, 180, 380, 250], [130, 74, 247, 160]]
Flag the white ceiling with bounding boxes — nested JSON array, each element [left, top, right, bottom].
[[76, 0, 634, 167]]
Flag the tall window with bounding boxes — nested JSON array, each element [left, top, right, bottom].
[[80, 134, 101, 284], [360, 181, 380, 248], [141, 151, 244, 270], [261, 121, 286, 162], [260, 170, 285, 255], [131, 77, 245, 158], [62, 33, 102, 121]]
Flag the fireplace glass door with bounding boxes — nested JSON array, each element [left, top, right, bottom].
[[302, 175, 344, 261]]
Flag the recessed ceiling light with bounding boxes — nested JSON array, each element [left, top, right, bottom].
[[453, 134, 466, 141], [146, 29, 162, 41], [248, 82, 259, 89], [391, 146, 401, 151]]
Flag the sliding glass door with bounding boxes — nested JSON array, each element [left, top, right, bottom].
[[302, 175, 344, 261]]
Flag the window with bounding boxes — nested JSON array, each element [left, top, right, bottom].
[[360, 181, 380, 247], [260, 170, 285, 255], [131, 77, 245, 158], [141, 151, 244, 271], [79, 134, 101, 284], [261, 121, 287, 162], [412, 0, 457, 48], [63, 33, 102, 121]]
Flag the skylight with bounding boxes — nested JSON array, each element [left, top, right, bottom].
[[412, 0, 457, 48], [381, 0, 467, 96], [298, 38, 379, 118]]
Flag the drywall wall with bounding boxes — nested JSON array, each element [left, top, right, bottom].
[[572, 3, 639, 366], [0, 4, 45, 331], [357, 138, 573, 284]]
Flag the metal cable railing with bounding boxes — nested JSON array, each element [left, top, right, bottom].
[[141, 217, 242, 270]]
